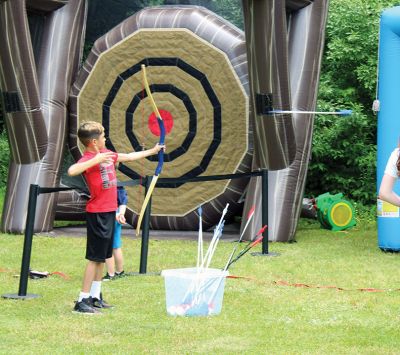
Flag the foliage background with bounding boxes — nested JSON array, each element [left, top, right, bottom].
[[1, 0, 400, 207], [305, 0, 397, 205], [0, 131, 9, 188]]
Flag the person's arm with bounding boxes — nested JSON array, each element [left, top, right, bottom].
[[116, 204, 127, 224], [67, 151, 115, 176], [117, 143, 165, 163], [379, 174, 400, 206]]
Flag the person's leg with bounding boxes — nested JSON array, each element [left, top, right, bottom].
[[90, 262, 105, 301], [89, 212, 115, 308], [91, 261, 113, 308], [103, 218, 120, 280], [113, 248, 124, 274], [73, 261, 101, 314], [78, 212, 114, 310], [113, 221, 123, 276], [94, 262, 104, 281], [105, 255, 115, 278], [81, 260, 99, 293]]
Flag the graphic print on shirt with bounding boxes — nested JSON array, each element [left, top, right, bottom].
[[100, 161, 117, 189]]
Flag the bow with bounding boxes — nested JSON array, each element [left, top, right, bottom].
[[135, 64, 166, 236]]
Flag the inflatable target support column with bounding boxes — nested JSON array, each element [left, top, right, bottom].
[[377, 7, 400, 251]]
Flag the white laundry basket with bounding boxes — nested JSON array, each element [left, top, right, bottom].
[[161, 267, 229, 316]]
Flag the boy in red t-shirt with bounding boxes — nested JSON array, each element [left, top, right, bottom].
[[68, 121, 164, 314]]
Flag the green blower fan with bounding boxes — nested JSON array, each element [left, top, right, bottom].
[[314, 192, 356, 231]]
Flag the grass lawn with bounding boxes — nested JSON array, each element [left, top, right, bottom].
[[1, 216, 400, 354]]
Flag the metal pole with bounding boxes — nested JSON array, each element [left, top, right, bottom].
[[2, 184, 41, 299], [139, 177, 152, 274], [252, 170, 279, 257], [261, 169, 269, 254]]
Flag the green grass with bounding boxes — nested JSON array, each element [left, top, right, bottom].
[[1, 217, 400, 354]]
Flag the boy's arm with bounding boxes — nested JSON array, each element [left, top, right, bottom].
[[67, 151, 115, 176], [117, 143, 165, 163], [116, 204, 127, 224]]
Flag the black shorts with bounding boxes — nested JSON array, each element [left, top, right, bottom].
[[86, 211, 116, 262]]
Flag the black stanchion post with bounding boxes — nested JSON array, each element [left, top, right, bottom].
[[2, 184, 41, 299], [261, 169, 269, 254], [139, 177, 152, 274], [252, 169, 279, 257]]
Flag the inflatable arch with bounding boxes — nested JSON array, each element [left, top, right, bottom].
[[0, 0, 329, 243]]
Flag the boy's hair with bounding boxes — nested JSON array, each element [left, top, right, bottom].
[[78, 121, 104, 147]]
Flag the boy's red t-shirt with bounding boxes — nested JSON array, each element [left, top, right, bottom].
[[79, 149, 119, 213]]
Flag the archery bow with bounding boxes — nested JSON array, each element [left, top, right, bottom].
[[135, 64, 166, 236]]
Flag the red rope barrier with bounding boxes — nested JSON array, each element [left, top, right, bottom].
[[228, 275, 399, 293]]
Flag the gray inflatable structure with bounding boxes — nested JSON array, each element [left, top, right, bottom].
[[0, 0, 86, 232], [242, 0, 329, 241], [0, 0, 329, 243]]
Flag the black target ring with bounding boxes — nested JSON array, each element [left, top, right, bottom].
[[101, 57, 221, 188]]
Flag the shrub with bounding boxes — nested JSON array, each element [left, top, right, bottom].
[[0, 131, 9, 187], [306, 99, 376, 205]]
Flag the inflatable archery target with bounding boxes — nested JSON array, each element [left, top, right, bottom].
[[70, 8, 249, 226]]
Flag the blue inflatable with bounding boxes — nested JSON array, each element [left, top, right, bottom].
[[377, 7, 400, 250]]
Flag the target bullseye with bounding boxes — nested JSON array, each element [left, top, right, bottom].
[[148, 109, 174, 136]]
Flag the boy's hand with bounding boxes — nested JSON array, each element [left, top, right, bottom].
[[153, 143, 166, 153], [116, 213, 126, 224], [96, 151, 115, 164]]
